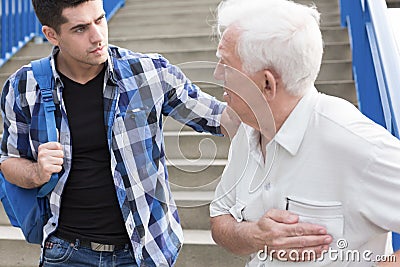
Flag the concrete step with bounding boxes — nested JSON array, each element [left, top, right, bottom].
[[297, 2, 341, 14], [173, 190, 214, 230], [109, 10, 340, 30], [0, 203, 10, 226], [128, 0, 336, 8], [387, 0, 400, 8], [0, 226, 246, 267], [319, 59, 353, 81], [316, 80, 357, 105], [167, 159, 225, 192], [116, 2, 219, 15], [111, 34, 217, 53], [164, 131, 230, 160], [114, 26, 348, 49], [125, 0, 220, 7], [175, 191, 214, 230], [108, 22, 214, 38], [175, 230, 247, 267], [0, 226, 41, 267], [109, 10, 218, 26], [122, 0, 339, 16]]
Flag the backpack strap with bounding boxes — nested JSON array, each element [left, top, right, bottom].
[[31, 58, 59, 198]]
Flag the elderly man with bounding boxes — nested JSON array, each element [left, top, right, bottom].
[[209, 0, 400, 266]]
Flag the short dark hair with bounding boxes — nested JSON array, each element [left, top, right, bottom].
[[31, 0, 94, 33]]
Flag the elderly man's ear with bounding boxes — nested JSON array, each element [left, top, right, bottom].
[[262, 70, 277, 101]]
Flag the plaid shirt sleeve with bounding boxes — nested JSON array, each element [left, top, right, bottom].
[[1, 68, 37, 163], [158, 57, 226, 135]]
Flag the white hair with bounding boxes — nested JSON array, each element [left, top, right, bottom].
[[216, 0, 324, 96]]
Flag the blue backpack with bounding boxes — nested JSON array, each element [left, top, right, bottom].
[[0, 57, 59, 244]]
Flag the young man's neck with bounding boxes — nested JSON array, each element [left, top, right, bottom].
[[55, 52, 106, 84]]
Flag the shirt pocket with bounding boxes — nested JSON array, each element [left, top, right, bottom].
[[126, 106, 158, 131], [286, 196, 344, 242], [115, 106, 159, 150]]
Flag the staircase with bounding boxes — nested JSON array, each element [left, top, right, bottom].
[[0, 0, 354, 266]]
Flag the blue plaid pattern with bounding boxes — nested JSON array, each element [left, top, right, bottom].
[[1, 45, 225, 266]]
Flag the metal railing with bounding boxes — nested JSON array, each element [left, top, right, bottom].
[[0, 0, 39, 68], [0, 0, 125, 68], [104, 0, 126, 21], [340, 0, 400, 251]]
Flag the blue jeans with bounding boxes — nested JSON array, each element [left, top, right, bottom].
[[42, 235, 137, 267]]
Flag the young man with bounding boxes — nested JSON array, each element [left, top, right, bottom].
[[210, 0, 400, 266], [0, 0, 331, 266]]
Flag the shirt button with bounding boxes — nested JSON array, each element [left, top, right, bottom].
[[264, 182, 271, 191]]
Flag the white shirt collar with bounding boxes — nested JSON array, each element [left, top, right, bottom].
[[274, 87, 319, 156]]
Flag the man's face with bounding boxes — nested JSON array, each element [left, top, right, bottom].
[[54, 0, 108, 68], [214, 27, 268, 126]]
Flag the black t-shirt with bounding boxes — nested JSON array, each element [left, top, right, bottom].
[[56, 67, 129, 245]]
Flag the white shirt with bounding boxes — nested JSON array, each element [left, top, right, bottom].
[[210, 87, 400, 266]]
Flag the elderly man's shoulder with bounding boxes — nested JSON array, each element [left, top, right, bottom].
[[314, 93, 361, 123], [312, 93, 399, 148]]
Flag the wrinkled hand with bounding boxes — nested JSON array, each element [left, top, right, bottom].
[[252, 209, 332, 261], [37, 142, 64, 186]]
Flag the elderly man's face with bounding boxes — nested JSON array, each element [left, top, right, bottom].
[[214, 27, 270, 128]]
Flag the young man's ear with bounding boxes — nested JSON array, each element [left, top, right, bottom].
[[262, 69, 277, 100], [42, 26, 59, 46]]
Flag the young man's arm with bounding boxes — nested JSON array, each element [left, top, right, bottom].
[[1, 142, 63, 188], [0, 71, 64, 189]]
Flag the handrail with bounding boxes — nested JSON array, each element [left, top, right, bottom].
[[366, 0, 400, 138], [0, 0, 125, 69], [0, 0, 40, 68], [340, 0, 400, 137], [104, 0, 126, 21], [340, 0, 400, 251]]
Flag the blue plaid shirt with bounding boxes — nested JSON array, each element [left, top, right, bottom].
[[1, 45, 225, 266]]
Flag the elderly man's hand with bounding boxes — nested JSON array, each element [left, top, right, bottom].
[[251, 209, 332, 261], [210, 209, 333, 261]]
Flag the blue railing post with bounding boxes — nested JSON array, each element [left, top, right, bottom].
[[340, 0, 385, 127], [104, 0, 125, 21], [0, 0, 37, 68], [8, 0, 13, 55], [1, 0, 7, 61]]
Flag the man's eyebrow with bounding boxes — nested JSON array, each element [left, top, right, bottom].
[[69, 13, 106, 31], [69, 22, 89, 31]]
